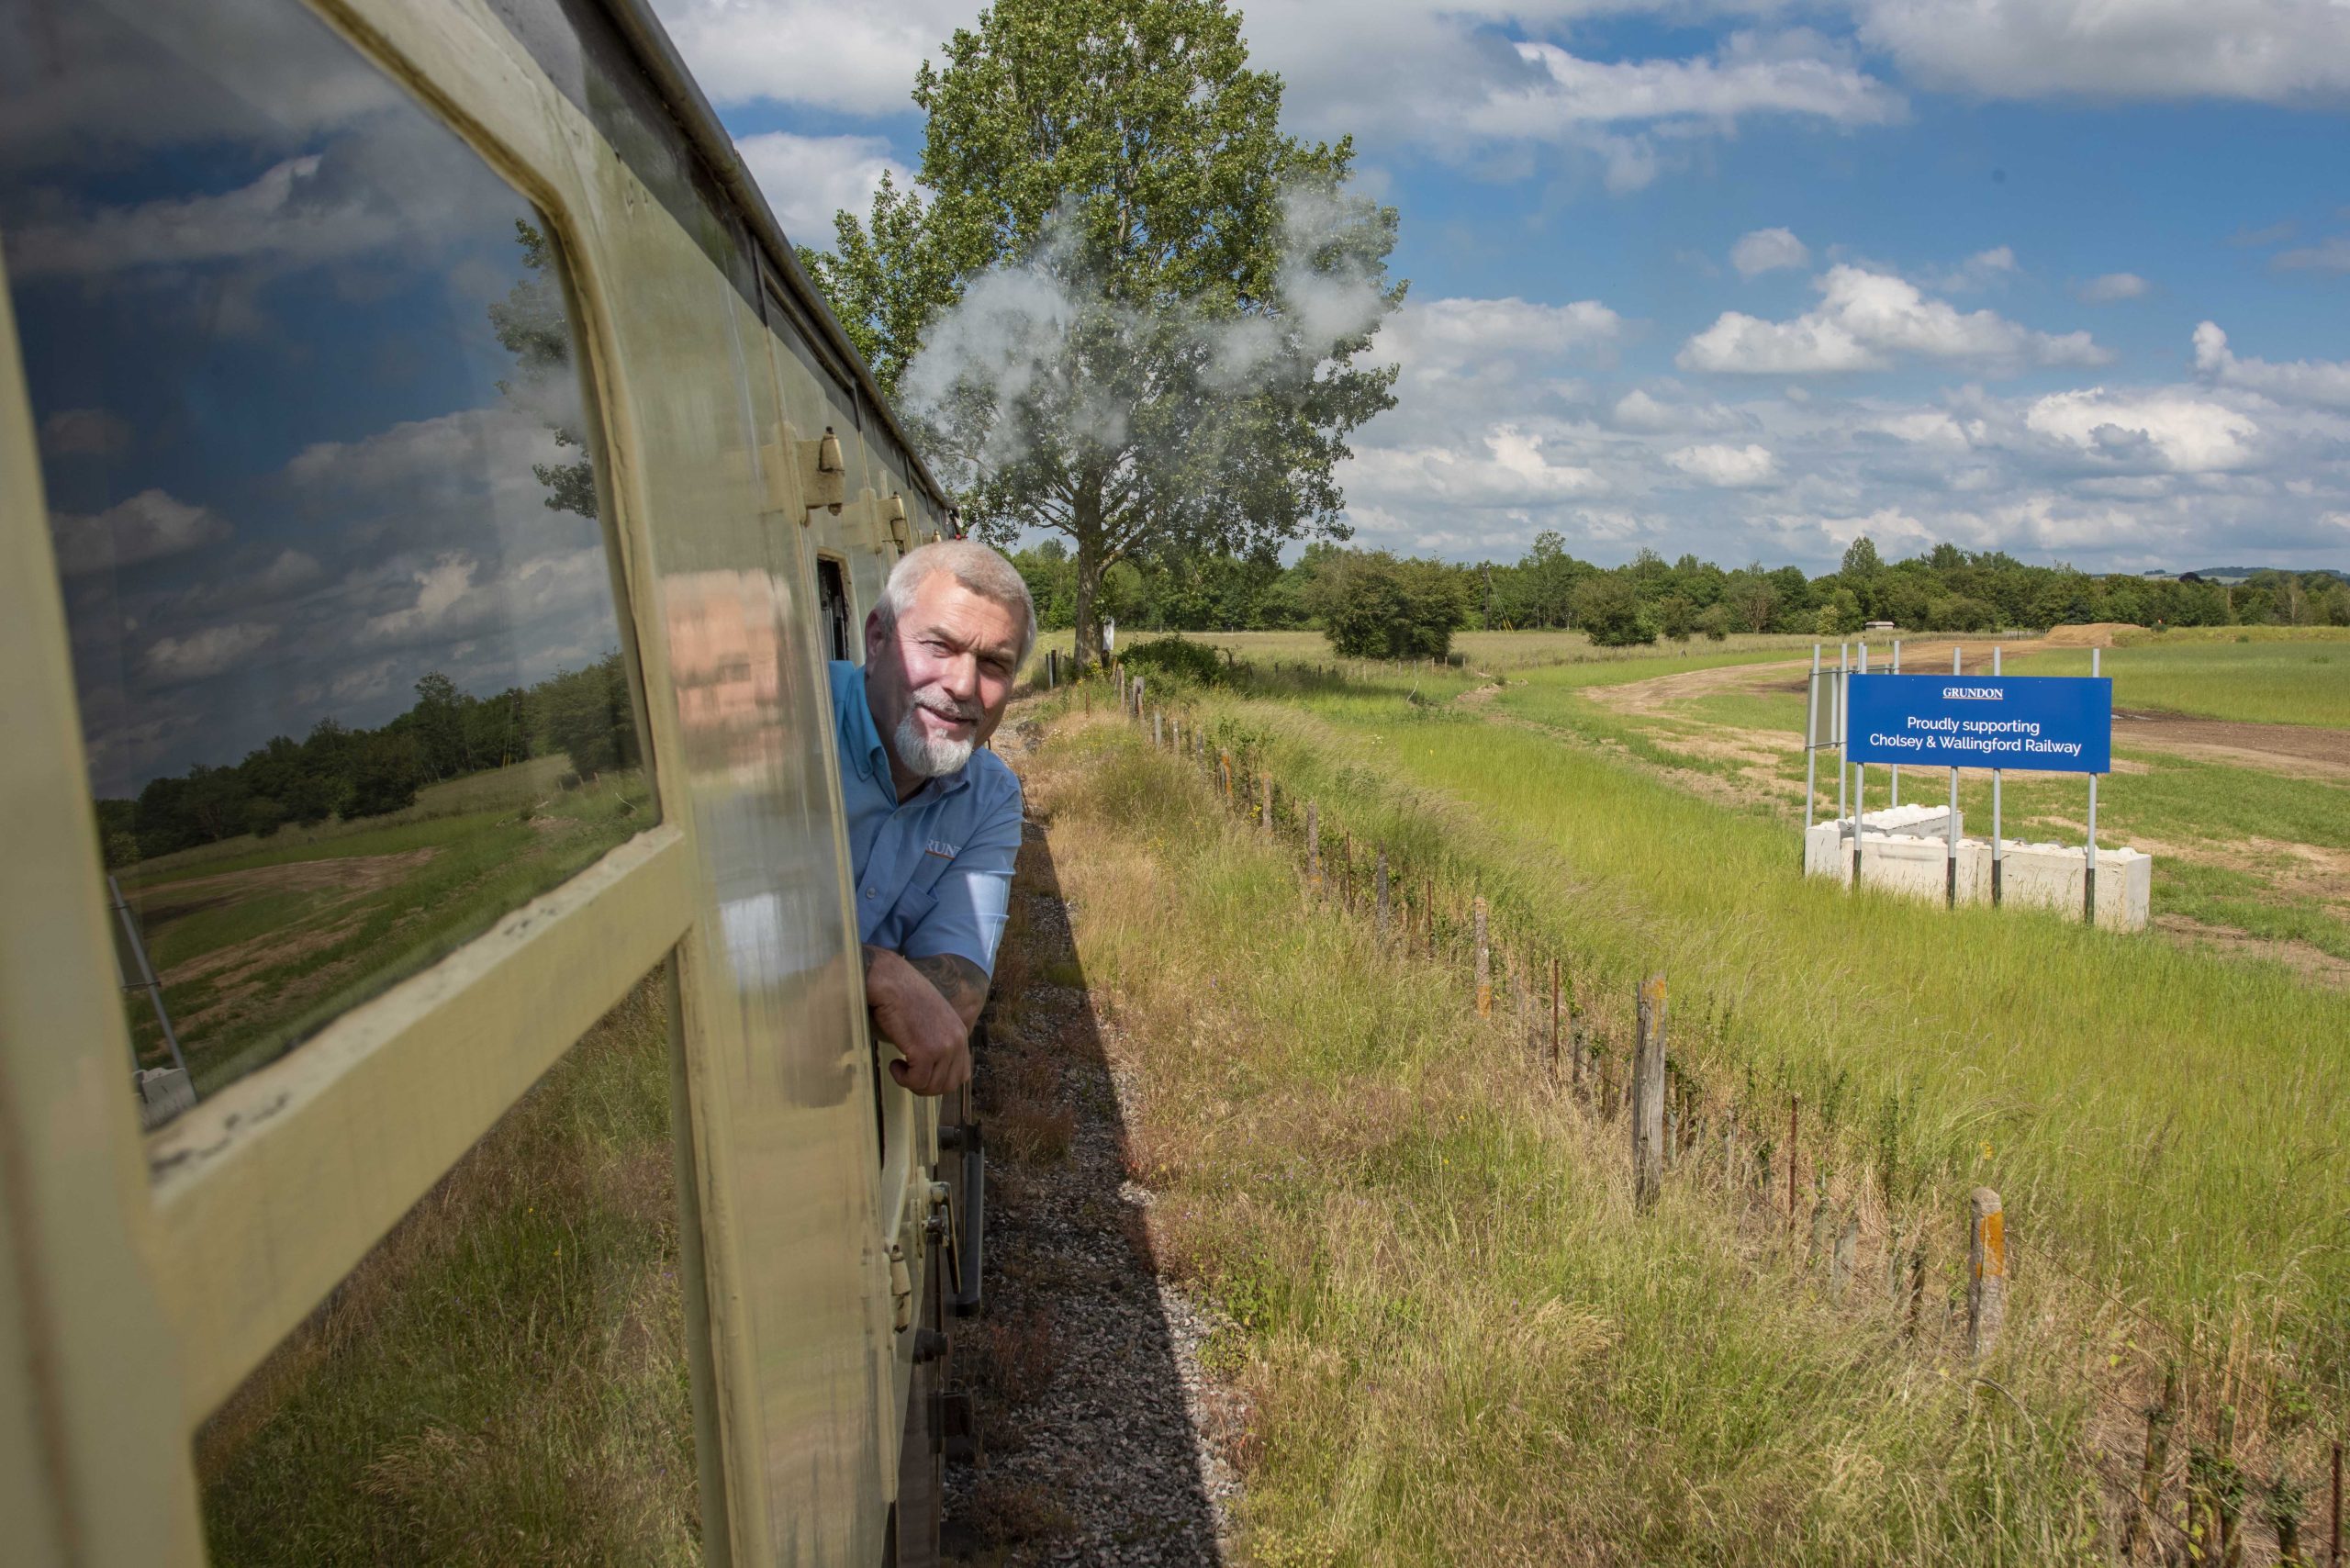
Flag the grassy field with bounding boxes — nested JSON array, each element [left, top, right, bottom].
[[1090, 644, 2350, 1448], [1016, 712, 2112, 1563], [196, 975, 697, 1564], [119, 758, 654, 1095], [2006, 635, 2350, 727]]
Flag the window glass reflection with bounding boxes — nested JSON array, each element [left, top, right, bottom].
[[2, 0, 651, 1114], [196, 973, 698, 1562]]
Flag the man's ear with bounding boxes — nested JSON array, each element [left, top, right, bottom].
[[863, 607, 887, 661]]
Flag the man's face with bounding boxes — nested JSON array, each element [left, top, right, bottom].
[[864, 571, 1023, 780]]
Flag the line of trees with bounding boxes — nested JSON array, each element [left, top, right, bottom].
[[98, 654, 637, 867], [1013, 532, 2350, 654]]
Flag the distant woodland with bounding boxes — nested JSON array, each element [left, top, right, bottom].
[[1013, 534, 2350, 653], [97, 654, 637, 867]]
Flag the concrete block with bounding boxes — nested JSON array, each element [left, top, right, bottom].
[[136, 1066, 195, 1129], [1805, 822, 2151, 932], [1990, 842, 2152, 932], [1806, 806, 1964, 880]]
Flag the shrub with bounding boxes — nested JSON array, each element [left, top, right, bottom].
[[1573, 575, 1656, 647], [1304, 550, 1471, 659], [1695, 604, 1732, 642], [1120, 635, 1227, 687]]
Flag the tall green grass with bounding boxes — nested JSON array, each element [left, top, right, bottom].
[[2006, 638, 2350, 727], [1168, 681, 2350, 1409], [1032, 719, 2109, 1565]]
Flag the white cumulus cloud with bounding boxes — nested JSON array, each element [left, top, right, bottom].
[[50, 489, 230, 576], [142, 622, 276, 682], [1730, 227, 1809, 277], [2026, 386, 2260, 472], [1856, 0, 2350, 102], [735, 130, 916, 247], [1381, 296, 1624, 374], [1679, 264, 2109, 375], [2193, 321, 2350, 408], [2076, 272, 2152, 303], [1668, 442, 1780, 487]]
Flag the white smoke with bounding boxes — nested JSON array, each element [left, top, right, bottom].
[[900, 183, 1396, 490]]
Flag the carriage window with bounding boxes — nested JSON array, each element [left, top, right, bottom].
[[2, 0, 652, 1120], [816, 556, 854, 661]]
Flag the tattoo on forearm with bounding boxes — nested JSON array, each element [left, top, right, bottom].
[[908, 952, 990, 1026]]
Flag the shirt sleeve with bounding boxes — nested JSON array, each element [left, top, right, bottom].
[[901, 768, 1024, 977]]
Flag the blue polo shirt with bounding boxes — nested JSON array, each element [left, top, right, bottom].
[[830, 659, 1024, 977]]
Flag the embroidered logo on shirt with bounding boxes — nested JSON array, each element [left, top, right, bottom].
[[925, 840, 960, 858]]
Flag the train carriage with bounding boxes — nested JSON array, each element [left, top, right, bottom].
[[0, 0, 976, 1560]]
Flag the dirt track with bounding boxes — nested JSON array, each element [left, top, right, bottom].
[[1582, 645, 2350, 782]]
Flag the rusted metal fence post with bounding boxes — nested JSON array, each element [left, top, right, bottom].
[[1219, 748, 1233, 802], [1375, 850, 1391, 936], [2123, 1363, 2178, 1562], [1472, 898, 1491, 1016], [1967, 1188, 2006, 1360], [1632, 975, 1667, 1210]]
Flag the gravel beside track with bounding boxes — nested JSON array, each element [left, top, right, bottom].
[[942, 817, 1240, 1566]]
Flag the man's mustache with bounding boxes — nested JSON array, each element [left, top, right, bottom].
[[912, 689, 979, 724]]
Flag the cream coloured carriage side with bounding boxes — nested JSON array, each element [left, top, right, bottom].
[[0, 0, 962, 1562]]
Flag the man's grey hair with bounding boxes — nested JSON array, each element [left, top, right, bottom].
[[878, 539, 1037, 666]]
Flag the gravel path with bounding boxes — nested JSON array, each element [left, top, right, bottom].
[[942, 820, 1240, 1566]]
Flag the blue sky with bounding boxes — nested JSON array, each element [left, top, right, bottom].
[[658, 0, 2350, 576]]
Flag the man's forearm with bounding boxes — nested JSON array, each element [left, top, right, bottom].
[[863, 945, 991, 1031], [906, 951, 990, 1030]]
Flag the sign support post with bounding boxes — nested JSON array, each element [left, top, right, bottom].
[[2085, 647, 2100, 925], [1804, 644, 1821, 832], [1852, 643, 1868, 887], [1834, 643, 1848, 827], [1990, 647, 2003, 906], [1890, 639, 1902, 807], [1947, 646, 1962, 907]]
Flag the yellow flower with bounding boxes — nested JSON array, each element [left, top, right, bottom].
[[1978, 1140, 1994, 1162]]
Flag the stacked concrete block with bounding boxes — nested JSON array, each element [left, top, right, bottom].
[[1803, 805, 1963, 880], [1803, 819, 2151, 931], [1989, 841, 2152, 931]]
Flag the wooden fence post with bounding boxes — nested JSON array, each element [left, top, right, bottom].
[[1632, 975, 1667, 1210], [1550, 958, 1561, 1074], [1831, 1211, 1859, 1297], [1472, 898, 1491, 1016], [1261, 773, 1274, 834], [2123, 1363, 2179, 1562], [1787, 1094, 1800, 1229], [1967, 1187, 2006, 1360], [1376, 850, 1392, 935], [1305, 801, 1321, 893], [1153, 710, 1162, 748]]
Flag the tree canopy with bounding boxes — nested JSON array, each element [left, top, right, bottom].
[[805, 0, 1402, 667]]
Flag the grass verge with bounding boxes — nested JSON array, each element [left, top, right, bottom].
[[1022, 710, 2119, 1565]]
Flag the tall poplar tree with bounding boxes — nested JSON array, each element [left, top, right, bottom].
[[805, 0, 1402, 667]]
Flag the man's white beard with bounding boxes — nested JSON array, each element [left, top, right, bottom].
[[893, 695, 977, 778]]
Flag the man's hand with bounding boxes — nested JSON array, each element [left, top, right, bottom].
[[863, 946, 986, 1095]]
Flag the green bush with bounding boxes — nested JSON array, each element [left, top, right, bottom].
[[1304, 550, 1471, 659], [1121, 634, 1229, 687], [1572, 576, 1656, 647]]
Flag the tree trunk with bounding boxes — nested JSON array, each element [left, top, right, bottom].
[[1071, 476, 1106, 671]]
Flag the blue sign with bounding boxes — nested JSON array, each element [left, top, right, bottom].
[[1845, 673, 2112, 774]]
